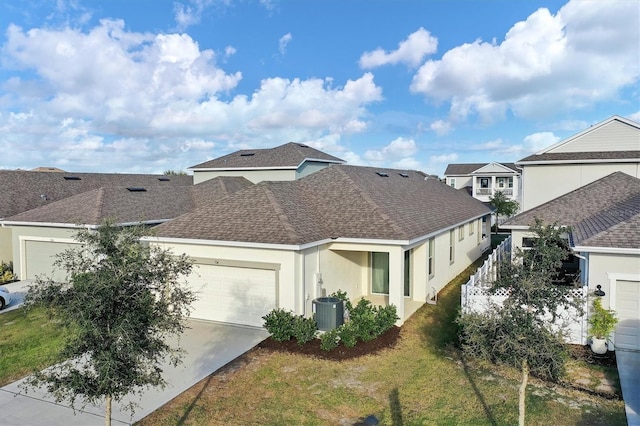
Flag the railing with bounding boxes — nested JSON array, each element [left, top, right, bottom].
[[461, 236, 588, 345], [474, 188, 514, 196]]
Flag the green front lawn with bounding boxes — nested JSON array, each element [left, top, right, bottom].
[[139, 262, 627, 425], [0, 307, 65, 386]]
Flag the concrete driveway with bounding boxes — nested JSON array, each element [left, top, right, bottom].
[[0, 320, 268, 425], [616, 349, 640, 426], [0, 280, 31, 313]]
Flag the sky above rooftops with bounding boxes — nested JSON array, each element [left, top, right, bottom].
[[0, 0, 638, 176]]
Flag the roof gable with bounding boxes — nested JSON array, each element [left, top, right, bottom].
[[154, 165, 492, 245], [503, 172, 640, 250], [471, 162, 519, 175], [188, 142, 345, 171], [444, 163, 518, 176]]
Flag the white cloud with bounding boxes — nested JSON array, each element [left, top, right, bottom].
[[627, 111, 640, 124], [360, 27, 438, 69], [0, 20, 383, 172], [279, 33, 292, 55], [410, 0, 640, 124], [364, 137, 417, 162], [430, 119, 452, 136], [521, 132, 560, 154]]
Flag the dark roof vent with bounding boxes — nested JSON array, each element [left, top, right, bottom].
[[376, 172, 389, 177], [298, 144, 310, 148], [399, 173, 409, 178], [240, 153, 255, 157], [127, 187, 147, 192], [158, 177, 170, 181], [63, 176, 81, 180]]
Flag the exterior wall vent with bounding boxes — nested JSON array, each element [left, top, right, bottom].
[[240, 153, 255, 157], [63, 176, 81, 180], [127, 187, 147, 192]]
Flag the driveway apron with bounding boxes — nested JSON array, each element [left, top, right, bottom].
[[616, 349, 640, 426], [0, 320, 268, 425]]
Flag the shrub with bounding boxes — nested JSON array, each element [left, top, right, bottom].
[[348, 298, 378, 341], [337, 322, 358, 348], [262, 309, 296, 342], [374, 305, 398, 336], [0, 261, 17, 284], [320, 328, 340, 351], [293, 316, 317, 345]]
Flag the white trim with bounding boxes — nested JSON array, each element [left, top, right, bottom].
[[188, 158, 343, 172], [2, 220, 170, 229], [573, 246, 640, 255], [19, 236, 80, 279], [531, 115, 640, 155], [607, 272, 640, 311], [499, 224, 531, 230], [516, 158, 639, 166]]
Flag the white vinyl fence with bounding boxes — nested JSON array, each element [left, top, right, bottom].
[[461, 236, 588, 345]]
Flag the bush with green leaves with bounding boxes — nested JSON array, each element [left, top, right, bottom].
[[337, 322, 359, 348], [0, 261, 17, 284], [319, 327, 340, 351], [262, 309, 296, 342], [293, 316, 318, 345]]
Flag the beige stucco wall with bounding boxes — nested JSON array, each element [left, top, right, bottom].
[[0, 227, 12, 265], [9, 225, 79, 279], [192, 169, 297, 184], [296, 161, 334, 179], [584, 252, 640, 310], [152, 241, 300, 315], [520, 163, 640, 211]]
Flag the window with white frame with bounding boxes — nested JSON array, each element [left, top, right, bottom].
[[458, 225, 464, 241], [428, 238, 435, 278], [449, 230, 455, 263], [449, 178, 456, 188], [404, 250, 411, 297], [469, 220, 474, 235], [479, 178, 490, 188], [371, 252, 389, 294]]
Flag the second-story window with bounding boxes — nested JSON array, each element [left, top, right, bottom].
[[480, 178, 489, 188]]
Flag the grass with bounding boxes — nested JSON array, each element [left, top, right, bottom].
[[0, 307, 65, 386], [138, 261, 627, 426]]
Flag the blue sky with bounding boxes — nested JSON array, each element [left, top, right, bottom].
[[0, 0, 638, 176]]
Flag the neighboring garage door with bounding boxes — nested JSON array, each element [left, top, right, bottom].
[[615, 280, 640, 351], [188, 263, 277, 328], [24, 240, 80, 282]]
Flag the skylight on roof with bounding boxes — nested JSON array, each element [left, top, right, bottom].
[[399, 173, 409, 178], [298, 144, 309, 148], [127, 187, 147, 192], [240, 153, 255, 157], [376, 172, 388, 177], [63, 176, 81, 180], [158, 177, 170, 181]]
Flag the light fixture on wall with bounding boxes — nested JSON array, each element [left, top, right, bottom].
[[593, 285, 605, 297]]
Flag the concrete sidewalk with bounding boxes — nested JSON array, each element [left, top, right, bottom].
[[616, 350, 640, 426], [0, 320, 268, 425]]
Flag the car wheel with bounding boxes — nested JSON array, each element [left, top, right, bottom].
[[0, 297, 4, 310]]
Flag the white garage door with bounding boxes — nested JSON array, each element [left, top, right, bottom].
[[24, 240, 80, 282], [188, 263, 276, 328], [615, 280, 640, 351]]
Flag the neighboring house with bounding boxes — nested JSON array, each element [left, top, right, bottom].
[[1, 176, 251, 281], [147, 165, 492, 327], [443, 162, 521, 205], [189, 142, 345, 184], [501, 172, 640, 351], [0, 170, 193, 266], [517, 115, 640, 211]]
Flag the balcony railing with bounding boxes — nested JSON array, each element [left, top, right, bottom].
[[475, 188, 513, 196]]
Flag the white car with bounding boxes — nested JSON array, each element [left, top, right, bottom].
[[0, 287, 11, 310]]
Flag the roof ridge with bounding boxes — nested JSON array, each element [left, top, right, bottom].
[[261, 184, 301, 243], [333, 167, 406, 237], [93, 187, 107, 223]]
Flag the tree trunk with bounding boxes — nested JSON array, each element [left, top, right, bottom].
[[105, 394, 112, 426], [519, 359, 529, 426]]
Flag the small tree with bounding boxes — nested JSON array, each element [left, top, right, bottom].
[[457, 219, 583, 425], [489, 190, 519, 233], [23, 221, 196, 426]]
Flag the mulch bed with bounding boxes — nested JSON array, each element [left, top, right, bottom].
[[257, 326, 402, 361], [568, 344, 617, 367]]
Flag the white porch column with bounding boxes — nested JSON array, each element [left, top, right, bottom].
[[491, 176, 496, 196], [388, 246, 405, 324]]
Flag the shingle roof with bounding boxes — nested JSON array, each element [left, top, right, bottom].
[[0, 170, 193, 219], [517, 151, 640, 164], [2, 176, 251, 226], [502, 172, 640, 249], [154, 165, 492, 245], [444, 163, 518, 175], [189, 142, 345, 170]]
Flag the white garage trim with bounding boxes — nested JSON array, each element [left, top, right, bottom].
[[608, 272, 640, 351], [19, 236, 79, 281], [188, 258, 279, 328]]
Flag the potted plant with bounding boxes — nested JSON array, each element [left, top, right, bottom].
[[588, 297, 618, 354]]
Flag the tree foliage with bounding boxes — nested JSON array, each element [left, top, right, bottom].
[[23, 222, 196, 423], [457, 219, 584, 425], [489, 190, 520, 229]]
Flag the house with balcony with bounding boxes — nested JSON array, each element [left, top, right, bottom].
[[443, 162, 521, 205]]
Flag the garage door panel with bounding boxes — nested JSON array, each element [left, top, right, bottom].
[[24, 240, 80, 282], [615, 280, 640, 351], [188, 264, 276, 328]]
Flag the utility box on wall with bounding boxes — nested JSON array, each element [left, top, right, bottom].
[[312, 297, 344, 331]]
